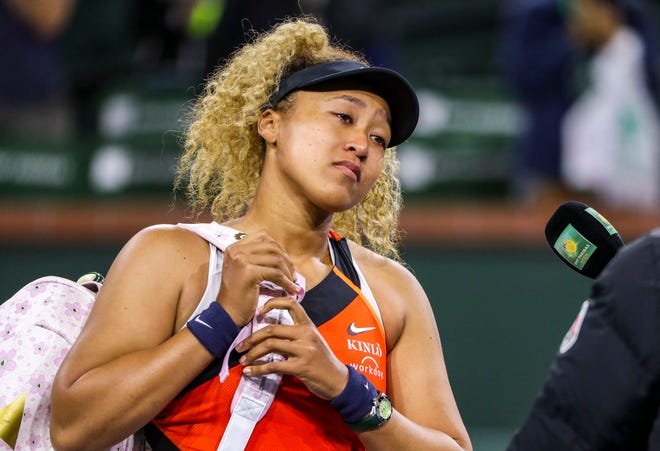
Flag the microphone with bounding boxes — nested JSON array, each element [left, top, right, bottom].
[[544, 201, 624, 279]]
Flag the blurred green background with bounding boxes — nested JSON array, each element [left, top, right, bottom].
[[1, 0, 518, 201]]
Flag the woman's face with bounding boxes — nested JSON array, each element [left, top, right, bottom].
[[260, 89, 392, 213]]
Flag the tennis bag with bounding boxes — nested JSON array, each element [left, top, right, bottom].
[[0, 274, 137, 451]]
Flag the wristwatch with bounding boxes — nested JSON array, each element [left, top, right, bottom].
[[348, 392, 392, 432]]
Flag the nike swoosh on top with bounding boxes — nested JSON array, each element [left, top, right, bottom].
[[348, 322, 376, 335]]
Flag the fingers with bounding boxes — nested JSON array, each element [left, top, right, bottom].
[[237, 327, 299, 360], [259, 297, 311, 325], [234, 300, 348, 399], [242, 357, 291, 378], [250, 267, 299, 297], [234, 298, 312, 359], [236, 321, 348, 400], [236, 324, 311, 376], [235, 312, 301, 354], [217, 231, 301, 326], [225, 231, 299, 293]]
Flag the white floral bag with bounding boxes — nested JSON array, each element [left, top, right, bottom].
[[0, 275, 137, 451]]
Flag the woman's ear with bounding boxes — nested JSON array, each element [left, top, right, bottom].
[[257, 109, 279, 145]]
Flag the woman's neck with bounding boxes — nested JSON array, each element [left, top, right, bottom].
[[226, 195, 333, 263]]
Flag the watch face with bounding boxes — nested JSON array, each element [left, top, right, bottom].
[[378, 395, 392, 420]]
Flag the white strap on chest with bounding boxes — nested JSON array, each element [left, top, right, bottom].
[[216, 278, 304, 451], [177, 222, 305, 451]]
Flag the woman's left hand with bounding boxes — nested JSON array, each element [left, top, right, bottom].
[[235, 296, 349, 400]]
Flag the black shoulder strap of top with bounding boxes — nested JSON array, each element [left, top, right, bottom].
[[329, 236, 361, 288]]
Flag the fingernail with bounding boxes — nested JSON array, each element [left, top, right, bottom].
[[243, 367, 252, 375], [239, 355, 246, 364]]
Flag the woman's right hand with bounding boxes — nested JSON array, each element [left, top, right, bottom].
[[217, 230, 299, 326]]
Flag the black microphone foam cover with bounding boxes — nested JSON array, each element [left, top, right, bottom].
[[544, 201, 624, 279]]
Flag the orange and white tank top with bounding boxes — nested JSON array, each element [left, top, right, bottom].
[[145, 225, 386, 450]]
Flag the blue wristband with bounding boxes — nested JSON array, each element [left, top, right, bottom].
[[186, 302, 240, 358], [330, 366, 377, 423]]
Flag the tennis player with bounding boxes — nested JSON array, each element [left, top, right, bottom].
[[51, 18, 472, 451]]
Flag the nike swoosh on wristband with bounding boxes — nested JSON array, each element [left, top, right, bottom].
[[194, 316, 214, 329], [348, 322, 376, 335]]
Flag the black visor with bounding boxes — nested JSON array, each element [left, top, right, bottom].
[[269, 60, 419, 147]]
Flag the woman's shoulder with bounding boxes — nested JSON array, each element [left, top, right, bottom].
[[130, 223, 208, 244], [346, 240, 419, 289], [118, 223, 211, 268], [346, 240, 428, 317]]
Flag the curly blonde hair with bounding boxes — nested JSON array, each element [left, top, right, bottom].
[[176, 18, 403, 259]]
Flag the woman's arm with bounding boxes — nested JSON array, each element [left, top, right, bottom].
[[51, 226, 301, 451], [50, 226, 216, 451], [354, 249, 472, 451]]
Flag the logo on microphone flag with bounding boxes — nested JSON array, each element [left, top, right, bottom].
[[554, 224, 597, 270]]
